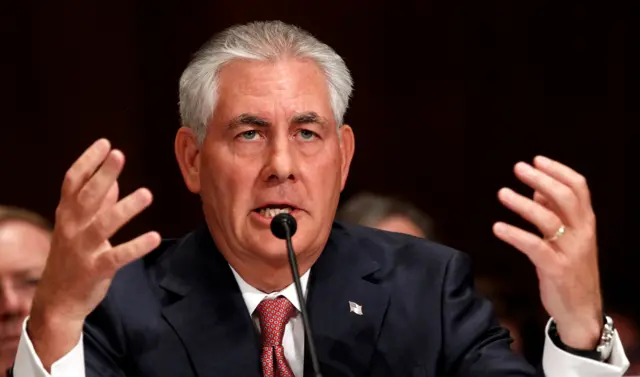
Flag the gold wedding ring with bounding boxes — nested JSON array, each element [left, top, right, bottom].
[[546, 225, 566, 242]]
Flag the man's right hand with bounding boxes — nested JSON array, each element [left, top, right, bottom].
[[27, 139, 161, 371]]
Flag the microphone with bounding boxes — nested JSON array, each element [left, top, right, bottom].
[[270, 213, 322, 377]]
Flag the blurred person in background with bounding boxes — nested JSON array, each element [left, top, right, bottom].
[[0, 207, 51, 376], [337, 192, 437, 239], [475, 276, 527, 355]]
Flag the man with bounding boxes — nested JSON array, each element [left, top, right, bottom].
[[336, 192, 437, 239], [0, 206, 51, 376], [13, 21, 629, 376]]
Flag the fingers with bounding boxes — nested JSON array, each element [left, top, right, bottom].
[[102, 182, 120, 210], [533, 156, 591, 206], [75, 150, 125, 218], [95, 231, 161, 273], [493, 222, 558, 269], [497, 188, 562, 237], [94, 183, 119, 240], [82, 188, 154, 250], [513, 162, 581, 226], [38, 141, 160, 326], [61, 139, 111, 197], [533, 191, 551, 209]]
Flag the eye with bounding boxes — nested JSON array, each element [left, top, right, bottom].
[[298, 129, 317, 141], [239, 130, 260, 140], [15, 278, 40, 290]]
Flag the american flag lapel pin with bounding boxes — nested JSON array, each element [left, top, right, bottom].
[[349, 301, 363, 315]]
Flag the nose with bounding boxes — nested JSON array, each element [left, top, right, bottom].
[[262, 133, 296, 184]]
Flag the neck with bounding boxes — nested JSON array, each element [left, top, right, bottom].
[[201, 213, 329, 292], [205, 227, 322, 292], [228, 256, 313, 292]]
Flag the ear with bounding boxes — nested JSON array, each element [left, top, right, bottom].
[[175, 127, 201, 194], [338, 124, 355, 191]]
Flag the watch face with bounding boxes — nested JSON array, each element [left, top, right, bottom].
[[597, 316, 616, 360]]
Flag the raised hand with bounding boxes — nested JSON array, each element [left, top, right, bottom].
[[493, 155, 602, 350], [27, 139, 161, 370]]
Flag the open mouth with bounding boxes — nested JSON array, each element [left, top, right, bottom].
[[253, 204, 297, 218]]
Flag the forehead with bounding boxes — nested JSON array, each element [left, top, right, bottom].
[[214, 58, 333, 118], [0, 221, 50, 273], [375, 216, 425, 238]]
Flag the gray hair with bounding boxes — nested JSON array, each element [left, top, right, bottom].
[[336, 193, 438, 240], [179, 21, 354, 143]]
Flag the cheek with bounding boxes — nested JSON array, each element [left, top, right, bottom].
[[299, 147, 343, 195], [200, 153, 261, 209]]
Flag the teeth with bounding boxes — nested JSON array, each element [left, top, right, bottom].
[[259, 207, 292, 218]]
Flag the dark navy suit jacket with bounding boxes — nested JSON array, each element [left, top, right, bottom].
[[80, 222, 537, 376]]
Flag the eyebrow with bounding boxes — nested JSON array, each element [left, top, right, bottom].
[[227, 111, 329, 129], [228, 113, 270, 128], [291, 112, 328, 127]]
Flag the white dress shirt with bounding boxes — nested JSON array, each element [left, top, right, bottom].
[[12, 267, 630, 377], [230, 266, 308, 377]]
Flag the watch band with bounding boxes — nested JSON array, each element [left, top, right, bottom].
[[548, 314, 613, 362]]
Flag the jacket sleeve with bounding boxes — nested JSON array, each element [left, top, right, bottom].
[[439, 251, 537, 377]]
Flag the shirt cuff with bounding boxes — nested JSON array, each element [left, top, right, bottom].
[[12, 317, 85, 377], [542, 318, 630, 377]]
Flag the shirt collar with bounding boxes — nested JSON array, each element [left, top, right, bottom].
[[230, 265, 310, 315]]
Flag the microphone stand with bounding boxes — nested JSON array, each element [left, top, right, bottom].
[[282, 220, 323, 377]]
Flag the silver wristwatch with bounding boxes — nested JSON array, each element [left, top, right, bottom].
[[596, 315, 615, 361], [549, 314, 616, 362]]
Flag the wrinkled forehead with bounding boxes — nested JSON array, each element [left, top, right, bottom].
[[214, 58, 334, 122]]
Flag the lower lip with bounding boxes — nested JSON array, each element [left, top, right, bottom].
[[251, 209, 300, 225]]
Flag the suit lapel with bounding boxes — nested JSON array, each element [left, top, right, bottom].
[[156, 223, 390, 377], [159, 226, 262, 377], [304, 224, 391, 377]]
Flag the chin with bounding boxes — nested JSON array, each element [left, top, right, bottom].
[[249, 232, 290, 259], [248, 230, 311, 262]]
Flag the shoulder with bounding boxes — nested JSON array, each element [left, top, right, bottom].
[[334, 221, 463, 265], [85, 228, 207, 339], [111, 226, 209, 288], [331, 221, 469, 284], [108, 237, 182, 291], [97, 227, 209, 317]]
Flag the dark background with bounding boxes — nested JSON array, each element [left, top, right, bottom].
[[1, 0, 633, 348]]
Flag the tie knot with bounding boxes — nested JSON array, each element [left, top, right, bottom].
[[256, 296, 296, 347]]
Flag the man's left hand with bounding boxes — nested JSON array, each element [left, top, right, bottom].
[[493, 155, 602, 350]]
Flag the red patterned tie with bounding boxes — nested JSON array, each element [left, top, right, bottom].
[[255, 296, 297, 377]]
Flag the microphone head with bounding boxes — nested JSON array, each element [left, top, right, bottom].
[[270, 213, 297, 240]]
